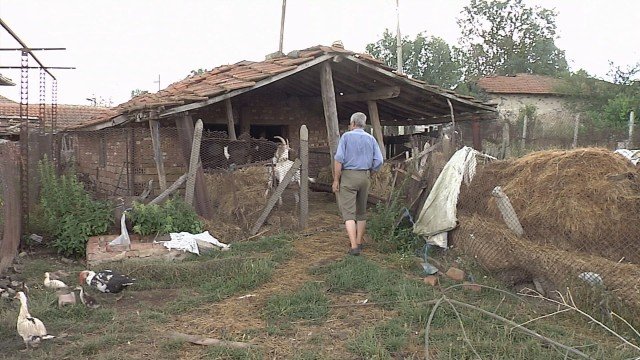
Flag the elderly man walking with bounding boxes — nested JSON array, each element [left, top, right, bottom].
[[332, 112, 384, 255]]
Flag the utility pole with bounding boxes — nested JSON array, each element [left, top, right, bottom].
[[396, 0, 403, 74], [154, 74, 161, 91], [279, 0, 287, 54]]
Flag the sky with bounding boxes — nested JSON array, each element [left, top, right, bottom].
[[0, 0, 638, 106]]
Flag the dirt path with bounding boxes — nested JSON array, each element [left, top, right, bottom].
[[167, 194, 394, 358]]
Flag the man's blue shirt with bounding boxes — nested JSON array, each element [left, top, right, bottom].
[[334, 128, 384, 171]]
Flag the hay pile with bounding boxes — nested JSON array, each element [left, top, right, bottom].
[[317, 162, 393, 200], [459, 148, 640, 263]]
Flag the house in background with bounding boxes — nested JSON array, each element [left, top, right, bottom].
[[476, 74, 576, 146]]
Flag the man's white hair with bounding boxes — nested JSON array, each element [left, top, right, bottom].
[[350, 112, 367, 128]]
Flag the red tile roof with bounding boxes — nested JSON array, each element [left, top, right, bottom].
[[477, 74, 565, 95], [0, 102, 110, 130]]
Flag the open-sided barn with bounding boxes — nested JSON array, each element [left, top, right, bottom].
[[65, 44, 497, 218]]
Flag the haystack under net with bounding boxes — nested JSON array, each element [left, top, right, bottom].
[[455, 148, 640, 309]]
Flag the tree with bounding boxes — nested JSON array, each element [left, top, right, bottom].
[[130, 89, 149, 98], [366, 29, 463, 89], [457, 0, 568, 79]]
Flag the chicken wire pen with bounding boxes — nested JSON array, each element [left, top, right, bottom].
[[61, 126, 307, 238], [450, 147, 640, 322]]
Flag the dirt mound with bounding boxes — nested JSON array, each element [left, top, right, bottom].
[[459, 148, 640, 263]]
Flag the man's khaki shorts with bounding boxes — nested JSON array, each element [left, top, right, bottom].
[[338, 169, 370, 221]]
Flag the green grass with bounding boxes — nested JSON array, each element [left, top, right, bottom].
[[264, 282, 329, 330]]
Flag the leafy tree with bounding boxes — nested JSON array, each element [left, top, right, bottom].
[[457, 0, 568, 79], [366, 29, 463, 89], [130, 89, 149, 98], [559, 63, 640, 132]]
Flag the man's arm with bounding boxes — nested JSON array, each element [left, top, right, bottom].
[[371, 138, 384, 172], [332, 160, 343, 193]]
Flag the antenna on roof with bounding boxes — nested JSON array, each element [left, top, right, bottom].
[[154, 74, 161, 91], [278, 0, 287, 54]]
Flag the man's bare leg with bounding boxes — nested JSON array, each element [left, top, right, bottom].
[[345, 220, 358, 250], [356, 220, 366, 247]]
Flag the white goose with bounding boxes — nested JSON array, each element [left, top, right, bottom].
[[44, 272, 68, 290], [14, 291, 55, 349]]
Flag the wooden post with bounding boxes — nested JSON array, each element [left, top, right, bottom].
[[186, 119, 204, 206], [521, 114, 528, 148], [628, 110, 635, 148], [252, 158, 301, 235], [471, 117, 482, 151], [320, 61, 340, 164], [299, 125, 309, 230], [572, 114, 580, 149], [175, 114, 214, 219], [149, 119, 167, 191], [367, 100, 386, 160], [149, 173, 188, 205], [225, 98, 237, 140]]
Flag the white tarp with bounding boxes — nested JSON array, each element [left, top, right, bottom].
[[162, 231, 230, 255], [614, 149, 640, 165], [413, 146, 480, 248]]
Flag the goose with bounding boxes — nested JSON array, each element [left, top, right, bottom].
[[78, 270, 135, 294], [74, 286, 100, 308], [44, 272, 68, 290], [14, 292, 55, 349]]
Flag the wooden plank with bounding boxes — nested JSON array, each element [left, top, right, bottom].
[[148, 119, 167, 191], [186, 119, 204, 206], [170, 332, 254, 349], [148, 173, 188, 205], [336, 86, 400, 102], [224, 98, 237, 140], [299, 125, 309, 230], [175, 114, 214, 219], [160, 55, 334, 118], [367, 100, 386, 160], [0, 143, 21, 275], [251, 158, 301, 235]]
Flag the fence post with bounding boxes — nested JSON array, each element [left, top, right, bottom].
[[628, 110, 635, 148], [521, 114, 528, 148], [572, 114, 580, 149], [299, 125, 309, 230], [185, 119, 204, 207]]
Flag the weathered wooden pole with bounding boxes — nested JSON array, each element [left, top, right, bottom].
[[149, 119, 167, 191], [320, 61, 340, 166], [186, 119, 204, 206], [471, 117, 482, 151], [175, 114, 214, 219], [628, 110, 635, 148], [225, 98, 237, 140], [299, 125, 309, 229], [367, 100, 386, 160], [252, 158, 301, 235]]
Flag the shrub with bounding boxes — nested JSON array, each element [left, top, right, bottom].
[[129, 197, 203, 236], [37, 157, 112, 258], [367, 190, 421, 254]]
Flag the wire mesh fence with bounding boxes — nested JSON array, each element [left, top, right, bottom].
[[0, 141, 22, 273], [453, 146, 640, 321], [61, 125, 305, 239]]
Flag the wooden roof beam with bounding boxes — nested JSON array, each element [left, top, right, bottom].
[[336, 86, 400, 102]]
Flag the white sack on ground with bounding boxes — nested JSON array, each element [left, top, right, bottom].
[[413, 146, 479, 248], [162, 231, 230, 255], [614, 149, 640, 165]]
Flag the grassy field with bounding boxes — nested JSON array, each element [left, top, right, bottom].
[[1, 203, 639, 359]]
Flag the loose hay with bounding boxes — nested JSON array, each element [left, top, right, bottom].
[[459, 147, 640, 263], [317, 162, 394, 200]]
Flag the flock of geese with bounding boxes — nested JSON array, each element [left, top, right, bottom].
[[14, 269, 135, 350]]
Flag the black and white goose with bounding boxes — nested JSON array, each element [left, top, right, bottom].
[[78, 270, 135, 294], [14, 291, 55, 349]]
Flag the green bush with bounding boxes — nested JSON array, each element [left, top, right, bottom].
[[367, 190, 421, 254], [129, 197, 203, 236], [38, 157, 112, 258]]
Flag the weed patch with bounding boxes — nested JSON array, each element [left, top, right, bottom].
[[264, 282, 329, 328]]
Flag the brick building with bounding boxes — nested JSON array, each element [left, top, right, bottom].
[[67, 44, 498, 218]]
